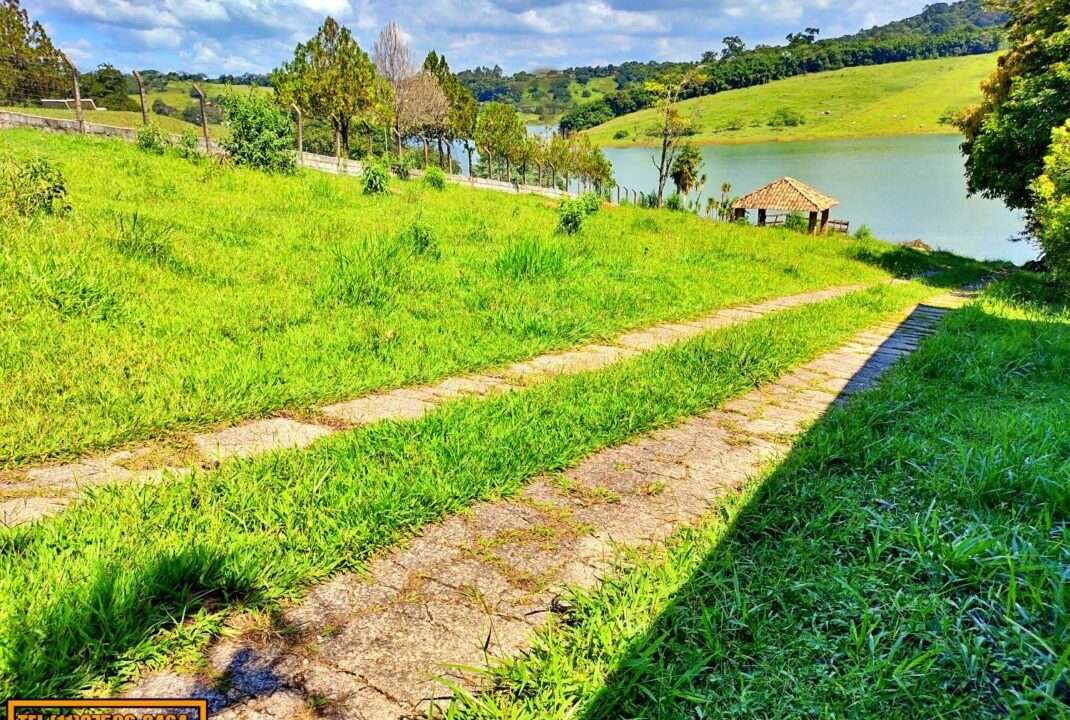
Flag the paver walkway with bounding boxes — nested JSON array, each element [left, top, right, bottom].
[[0, 284, 863, 526], [128, 285, 978, 719]]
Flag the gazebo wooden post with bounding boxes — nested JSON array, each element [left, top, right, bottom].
[[757, 208, 767, 226], [808, 211, 819, 235], [820, 209, 831, 235]]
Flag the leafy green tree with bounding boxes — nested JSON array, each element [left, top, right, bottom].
[[272, 17, 390, 156], [645, 68, 703, 206], [1032, 122, 1070, 287], [80, 64, 139, 111], [0, 0, 66, 105], [670, 143, 703, 195], [475, 102, 523, 180], [956, 0, 1070, 210]]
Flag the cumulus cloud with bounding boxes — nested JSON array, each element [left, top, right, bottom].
[[26, 0, 936, 74]]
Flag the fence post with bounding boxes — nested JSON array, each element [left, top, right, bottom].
[[132, 70, 148, 125], [60, 52, 83, 133], [616, 185, 620, 204], [292, 104, 302, 166], [192, 84, 210, 152]]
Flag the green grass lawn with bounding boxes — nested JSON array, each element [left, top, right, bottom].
[[0, 275, 981, 700], [587, 54, 998, 147], [0, 128, 991, 469], [449, 273, 1070, 719]]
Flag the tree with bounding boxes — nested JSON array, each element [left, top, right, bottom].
[[271, 17, 389, 157], [1032, 122, 1070, 287], [475, 102, 523, 180], [374, 22, 417, 157], [547, 132, 572, 188], [80, 64, 139, 111], [219, 92, 296, 173], [670, 143, 704, 196], [423, 50, 478, 171], [0, 0, 66, 105], [955, 0, 1070, 211], [644, 68, 704, 206], [721, 36, 746, 61], [397, 71, 450, 166]]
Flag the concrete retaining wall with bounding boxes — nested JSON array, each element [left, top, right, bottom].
[[2, 110, 572, 199]]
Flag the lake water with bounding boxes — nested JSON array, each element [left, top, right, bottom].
[[481, 129, 1034, 264]]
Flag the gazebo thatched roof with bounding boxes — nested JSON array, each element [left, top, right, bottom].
[[732, 177, 839, 213]]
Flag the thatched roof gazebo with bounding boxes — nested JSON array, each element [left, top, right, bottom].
[[732, 177, 839, 234]]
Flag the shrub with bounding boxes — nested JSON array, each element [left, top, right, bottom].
[[362, 161, 390, 195], [1032, 122, 1070, 289], [613, 129, 629, 140], [768, 107, 806, 128], [578, 192, 602, 216], [422, 165, 447, 190], [783, 211, 809, 232], [665, 191, 684, 212], [218, 93, 296, 173], [854, 224, 874, 241], [135, 123, 168, 154], [557, 200, 586, 234], [397, 218, 440, 259], [173, 129, 200, 160], [496, 236, 568, 280], [0, 156, 70, 217], [391, 153, 418, 181]]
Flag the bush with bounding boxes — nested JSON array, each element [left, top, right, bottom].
[[665, 191, 684, 211], [362, 161, 390, 195], [783, 211, 809, 232], [397, 218, 440, 259], [578, 192, 602, 215], [422, 165, 447, 190], [0, 156, 70, 217], [135, 123, 168, 154], [1033, 122, 1070, 289], [496, 236, 568, 279], [557, 193, 600, 234], [173, 129, 200, 160], [854, 224, 874, 241], [613, 129, 629, 140], [768, 107, 806, 128], [219, 93, 295, 173], [391, 153, 419, 181]]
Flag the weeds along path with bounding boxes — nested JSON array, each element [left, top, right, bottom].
[[0, 284, 866, 527], [125, 284, 980, 719]]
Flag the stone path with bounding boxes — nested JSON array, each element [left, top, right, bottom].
[[127, 285, 977, 719], [0, 284, 863, 526]]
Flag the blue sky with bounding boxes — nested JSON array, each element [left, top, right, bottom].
[[26, 0, 936, 75]]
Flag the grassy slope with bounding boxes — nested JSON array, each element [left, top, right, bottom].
[[0, 106, 216, 137], [0, 129, 990, 468], [0, 276, 982, 699], [450, 273, 1070, 719], [520, 76, 618, 123], [587, 53, 998, 147]]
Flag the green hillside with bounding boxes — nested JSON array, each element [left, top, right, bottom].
[[586, 53, 998, 147]]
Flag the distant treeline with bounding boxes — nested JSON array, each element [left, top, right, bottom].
[[560, 28, 1003, 132], [136, 70, 271, 90], [451, 0, 1007, 132]]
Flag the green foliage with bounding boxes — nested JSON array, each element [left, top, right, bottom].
[[670, 143, 704, 195], [31, 257, 122, 322], [135, 123, 169, 154], [853, 224, 874, 241], [0, 155, 69, 217], [1032, 121, 1070, 288], [396, 217, 440, 258], [270, 17, 390, 156], [577, 192, 602, 216], [557, 192, 601, 234], [783, 211, 809, 232], [0, 0, 67, 105], [612, 129, 629, 139], [664, 191, 684, 211], [317, 240, 408, 310], [768, 106, 806, 127], [79, 64, 140, 112], [173, 129, 199, 160], [422, 165, 447, 190], [219, 93, 296, 173], [956, 0, 1070, 210], [361, 160, 389, 195]]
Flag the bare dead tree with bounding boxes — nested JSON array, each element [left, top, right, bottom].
[[373, 22, 415, 157], [396, 72, 450, 167]]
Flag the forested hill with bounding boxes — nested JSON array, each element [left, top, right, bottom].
[[456, 0, 1007, 128]]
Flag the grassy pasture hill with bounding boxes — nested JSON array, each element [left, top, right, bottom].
[[0, 128, 993, 469], [586, 53, 998, 147]]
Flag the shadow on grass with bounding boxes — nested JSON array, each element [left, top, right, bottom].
[[7, 544, 259, 699], [851, 245, 1000, 287], [570, 306, 1067, 718]]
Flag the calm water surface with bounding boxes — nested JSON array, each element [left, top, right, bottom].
[[521, 128, 1032, 264]]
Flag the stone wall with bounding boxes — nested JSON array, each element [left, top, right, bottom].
[[0, 110, 219, 152]]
